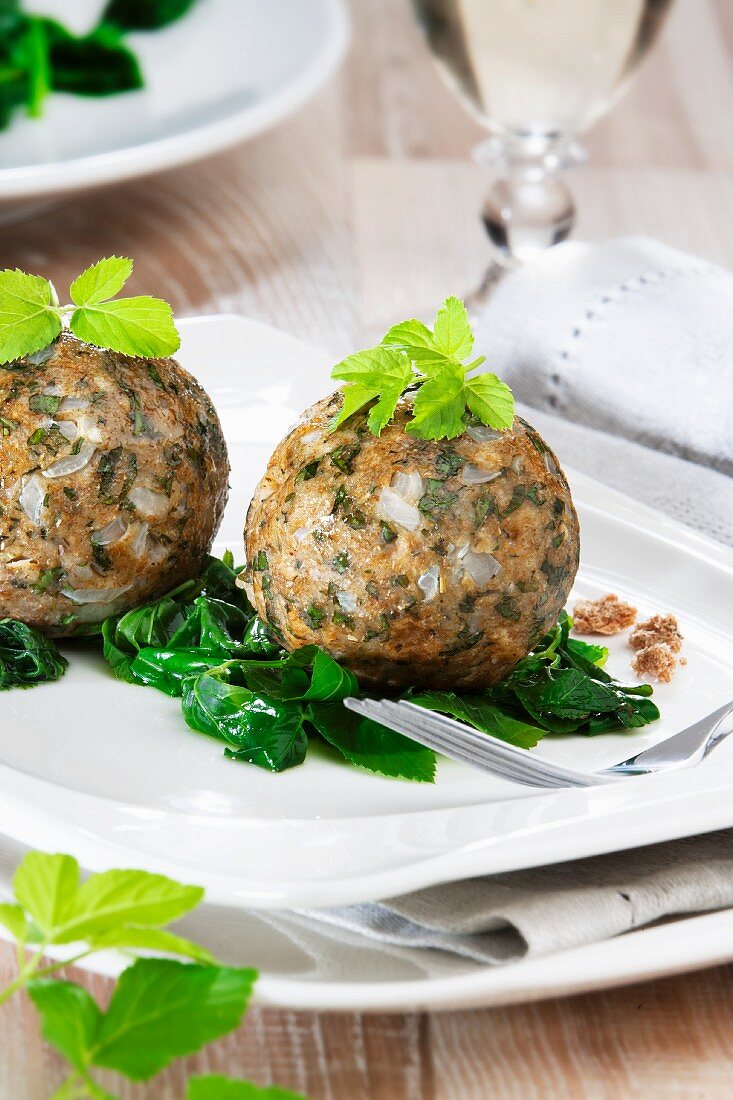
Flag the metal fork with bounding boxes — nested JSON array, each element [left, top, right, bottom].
[[344, 698, 733, 789]]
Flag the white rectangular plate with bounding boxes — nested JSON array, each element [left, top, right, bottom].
[[0, 315, 731, 911]]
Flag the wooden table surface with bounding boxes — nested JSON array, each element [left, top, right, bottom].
[[2, 0, 733, 1095]]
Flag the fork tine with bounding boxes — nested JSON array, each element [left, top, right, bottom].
[[365, 700, 588, 788], [382, 702, 557, 781], [345, 698, 598, 788], [394, 702, 599, 786], [345, 699, 554, 785]]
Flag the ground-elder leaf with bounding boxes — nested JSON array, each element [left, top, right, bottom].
[[0, 902, 27, 942], [409, 692, 545, 749], [87, 925, 215, 964], [0, 269, 61, 364], [13, 852, 80, 937], [70, 296, 179, 358], [55, 868, 204, 944], [406, 363, 466, 440], [330, 348, 413, 433], [464, 373, 515, 429], [432, 295, 473, 359], [92, 958, 257, 1080], [70, 256, 133, 306], [28, 978, 101, 1074], [308, 703, 435, 782]]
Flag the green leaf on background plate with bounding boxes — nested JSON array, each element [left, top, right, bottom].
[[0, 618, 68, 689], [514, 667, 622, 720], [101, 0, 199, 31], [183, 666, 308, 772], [301, 648, 359, 704], [131, 646, 225, 696]]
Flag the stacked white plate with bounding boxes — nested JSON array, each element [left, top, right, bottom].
[[1, 315, 732, 1011]]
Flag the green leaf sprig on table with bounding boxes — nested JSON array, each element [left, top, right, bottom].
[[330, 296, 515, 441], [0, 0, 199, 133], [0, 848, 305, 1100], [0, 257, 180, 365], [96, 553, 659, 783]]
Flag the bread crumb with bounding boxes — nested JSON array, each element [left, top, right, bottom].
[[632, 642, 677, 684], [572, 593, 637, 635], [630, 613, 683, 653], [629, 613, 684, 682]]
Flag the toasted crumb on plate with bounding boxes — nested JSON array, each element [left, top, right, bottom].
[[572, 593, 637, 635], [632, 642, 678, 684], [629, 613, 684, 682], [630, 613, 683, 653]]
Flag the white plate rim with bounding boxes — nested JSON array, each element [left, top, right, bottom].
[[0, 0, 349, 200]]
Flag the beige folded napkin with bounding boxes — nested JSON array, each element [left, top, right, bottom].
[[293, 830, 733, 965]]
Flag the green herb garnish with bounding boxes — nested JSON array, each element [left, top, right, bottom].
[[331, 296, 514, 441], [0, 257, 179, 365]]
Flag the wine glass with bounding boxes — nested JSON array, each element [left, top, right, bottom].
[[412, 0, 675, 283]]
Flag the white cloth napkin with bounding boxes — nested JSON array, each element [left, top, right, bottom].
[[477, 237, 733, 546], [286, 239, 733, 965], [476, 236, 732, 476]]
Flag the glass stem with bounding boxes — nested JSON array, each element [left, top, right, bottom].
[[476, 134, 583, 262]]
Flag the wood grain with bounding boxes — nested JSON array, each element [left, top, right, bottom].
[[2, 0, 733, 1095]]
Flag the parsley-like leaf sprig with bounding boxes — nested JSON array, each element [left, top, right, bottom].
[[0, 848, 306, 1100], [330, 296, 515, 441], [0, 256, 180, 366]]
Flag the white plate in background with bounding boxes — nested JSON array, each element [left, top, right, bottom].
[[0, 315, 730, 912], [0, 0, 348, 201]]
